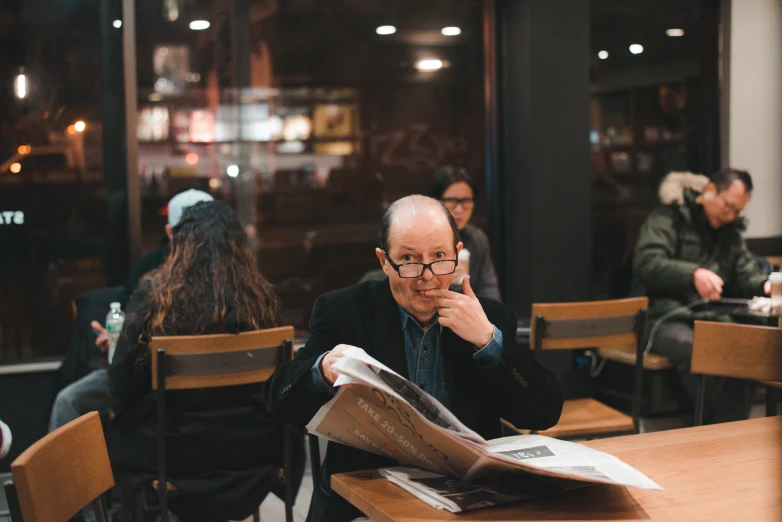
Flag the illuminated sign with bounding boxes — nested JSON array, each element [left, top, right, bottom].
[[0, 211, 24, 225]]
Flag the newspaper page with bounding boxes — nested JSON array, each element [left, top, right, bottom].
[[307, 347, 662, 490], [378, 466, 584, 513], [474, 435, 662, 489]]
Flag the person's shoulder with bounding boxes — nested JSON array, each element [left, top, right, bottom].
[[643, 204, 681, 229], [314, 280, 385, 310], [463, 224, 490, 242], [462, 224, 491, 252], [477, 295, 515, 322]]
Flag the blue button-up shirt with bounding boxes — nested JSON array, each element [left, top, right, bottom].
[[310, 309, 505, 402]]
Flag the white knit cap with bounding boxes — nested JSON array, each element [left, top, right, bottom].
[[167, 189, 214, 227]]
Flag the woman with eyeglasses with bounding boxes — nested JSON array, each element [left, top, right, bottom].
[[428, 166, 501, 301]]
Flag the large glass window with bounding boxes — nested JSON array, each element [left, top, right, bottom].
[[133, 0, 487, 332], [590, 0, 719, 298], [0, 0, 109, 361]]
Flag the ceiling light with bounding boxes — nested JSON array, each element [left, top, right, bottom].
[[10, 163, 21, 174], [74, 121, 86, 133], [226, 165, 239, 178], [629, 44, 644, 55], [14, 72, 27, 100], [185, 152, 198, 165], [415, 59, 443, 71], [598, 50, 609, 60], [112, 20, 122, 28], [376, 25, 396, 35], [666, 28, 685, 37], [189, 20, 210, 31], [441, 27, 461, 36]]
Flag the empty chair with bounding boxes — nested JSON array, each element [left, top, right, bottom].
[[691, 321, 782, 425], [509, 297, 649, 439], [4, 412, 113, 522]]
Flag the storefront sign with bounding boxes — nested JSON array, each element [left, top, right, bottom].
[[0, 211, 24, 225]]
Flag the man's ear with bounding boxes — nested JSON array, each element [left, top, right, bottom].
[[703, 182, 716, 198], [165, 224, 174, 239], [375, 248, 389, 275], [456, 242, 463, 256]]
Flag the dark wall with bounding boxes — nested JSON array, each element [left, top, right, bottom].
[[497, 0, 593, 312], [493, 0, 592, 398]]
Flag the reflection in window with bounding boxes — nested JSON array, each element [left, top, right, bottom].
[[134, 1, 487, 331], [591, 0, 716, 299]]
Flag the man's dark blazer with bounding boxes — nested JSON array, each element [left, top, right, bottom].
[[264, 279, 563, 522]]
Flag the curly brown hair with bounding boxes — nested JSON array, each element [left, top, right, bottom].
[[134, 201, 280, 362]]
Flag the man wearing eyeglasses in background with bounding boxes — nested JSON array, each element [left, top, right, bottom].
[[265, 195, 563, 522], [631, 169, 772, 423]]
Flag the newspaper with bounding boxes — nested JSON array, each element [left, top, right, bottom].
[[378, 466, 584, 513], [307, 346, 662, 492]]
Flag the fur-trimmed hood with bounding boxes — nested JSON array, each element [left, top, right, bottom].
[[658, 171, 709, 205]]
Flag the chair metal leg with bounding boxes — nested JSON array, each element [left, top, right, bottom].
[[284, 425, 294, 522], [89, 496, 110, 522], [135, 490, 144, 522], [767, 386, 779, 417], [308, 433, 321, 491], [157, 348, 169, 522], [632, 309, 648, 434], [4, 482, 23, 522], [694, 375, 706, 426]]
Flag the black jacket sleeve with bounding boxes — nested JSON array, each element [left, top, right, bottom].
[[478, 300, 563, 431], [263, 292, 344, 428]]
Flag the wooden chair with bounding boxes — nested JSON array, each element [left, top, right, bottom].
[[149, 326, 298, 522], [517, 297, 649, 439], [691, 321, 782, 426], [3, 411, 113, 522]]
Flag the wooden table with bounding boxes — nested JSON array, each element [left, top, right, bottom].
[[332, 416, 782, 521]]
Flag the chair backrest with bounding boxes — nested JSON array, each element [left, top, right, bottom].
[[692, 321, 782, 382], [8, 411, 113, 522], [149, 325, 295, 391], [530, 297, 649, 351]]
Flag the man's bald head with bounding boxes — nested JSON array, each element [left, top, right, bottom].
[[379, 195, 460, 254]]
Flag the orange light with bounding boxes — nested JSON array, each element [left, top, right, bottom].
[[74, 120, 86, 132], [10, 162, 22, 174], [17, 145, 31, 155], [185, 152, 199, 165], [67, 125, 76, 135]]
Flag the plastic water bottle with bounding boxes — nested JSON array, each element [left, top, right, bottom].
[[106, 302, 125, 364]]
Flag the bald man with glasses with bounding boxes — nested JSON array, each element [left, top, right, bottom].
[[265, 195, 562, 522]]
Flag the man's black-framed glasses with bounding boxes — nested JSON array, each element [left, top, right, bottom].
[[383, 251, 458, 278]]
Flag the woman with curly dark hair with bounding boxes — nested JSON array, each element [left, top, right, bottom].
[[107, 201, 303, 522]]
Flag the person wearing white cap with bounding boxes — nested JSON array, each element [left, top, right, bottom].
[[48, 189, 213, 432], [0, 418, 11, 459]]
